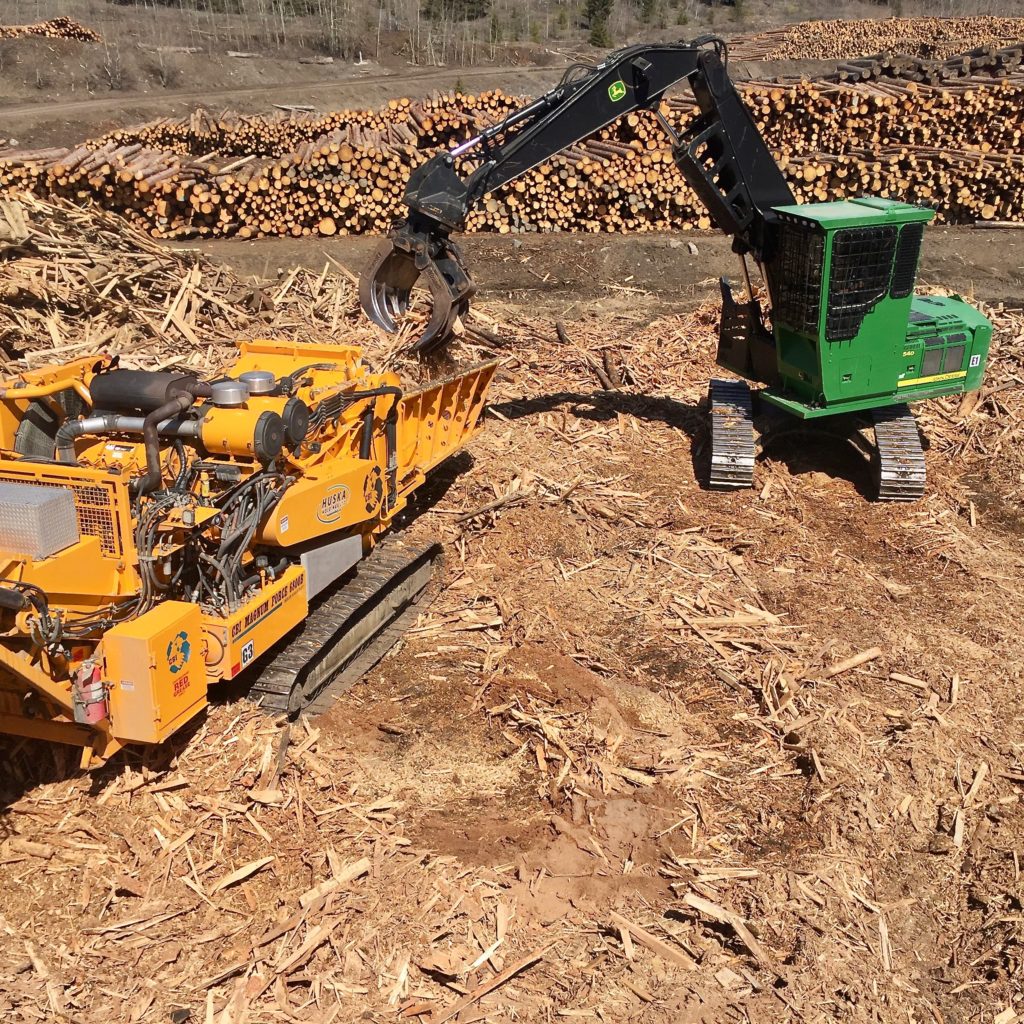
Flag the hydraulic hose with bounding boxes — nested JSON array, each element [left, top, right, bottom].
[[347, 385, 403, 509]]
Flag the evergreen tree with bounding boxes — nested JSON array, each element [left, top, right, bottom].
[[585, 0, 613, 47]]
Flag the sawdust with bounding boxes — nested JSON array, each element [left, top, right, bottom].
[[0, 195, 1023, 1022]]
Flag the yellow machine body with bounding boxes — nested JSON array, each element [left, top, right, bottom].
[[0, 341, 495, 763], [103, 601, 206, 744], [204, 565, 309, 681]]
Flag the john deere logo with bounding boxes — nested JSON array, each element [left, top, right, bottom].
[[317, 484, 350, 524], [608, 80, 627, 102], [166, 631, 191, 675]]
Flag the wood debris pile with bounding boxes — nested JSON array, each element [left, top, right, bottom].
[[730, 16, 1024, 60], [0, 17, 101, 42], [1, 71, 1021, 239], [1, 198, 1023, 1022], [0, 193, 386, 375]]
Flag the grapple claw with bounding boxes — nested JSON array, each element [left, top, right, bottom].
[[359, 219, 475, 354], [358, 239, 421, 334]]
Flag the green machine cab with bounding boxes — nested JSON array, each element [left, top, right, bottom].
[[713, 196, 991, 499], [742, 197, 992, 419]]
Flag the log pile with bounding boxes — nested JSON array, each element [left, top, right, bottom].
[[829, 42, 1022, 84], [1, 75, 1021, 239], [93, 91, 522, 160], [0, 17, 102, 43], [731, 16, 1024, 61]]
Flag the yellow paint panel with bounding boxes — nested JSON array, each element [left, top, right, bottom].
[[104, 601, 206, 744], [262, 463, 376, 545], [897, 370, 967, 388], [203, 566, 308, 681]]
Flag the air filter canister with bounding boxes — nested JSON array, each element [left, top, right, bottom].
[[0, 481, 80, 560]]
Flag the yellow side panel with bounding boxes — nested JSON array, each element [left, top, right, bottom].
[[261, 462, 378, 546], [104, 601, 206, 744], [3, 536, 123, 603], [203, 566, 308, 682], [396, 361, 496, 480]]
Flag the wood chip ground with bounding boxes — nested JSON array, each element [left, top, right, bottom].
[[0, 195, 1022, 1023]]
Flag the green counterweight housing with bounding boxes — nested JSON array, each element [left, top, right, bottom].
[[721, 197, 992, 419]]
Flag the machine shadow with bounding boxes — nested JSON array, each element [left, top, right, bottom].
[[0, 725, 198, 812], [393, 450, 475, 529], [758, 421, 878, 501], [490, 390, 883, 498]]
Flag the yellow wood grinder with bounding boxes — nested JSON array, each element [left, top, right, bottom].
[[0, 340, 495, 763]]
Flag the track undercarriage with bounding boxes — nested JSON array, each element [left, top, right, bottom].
[[248, 540, 441, 717], [707, 379, 927, 502]]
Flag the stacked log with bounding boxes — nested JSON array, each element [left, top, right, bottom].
[[2, 76, 1020, 238], [731, 16, 1024, 61], [829, 42, 1022, 85], [0, 17, 102, 42], [96, 91, 523, 160]]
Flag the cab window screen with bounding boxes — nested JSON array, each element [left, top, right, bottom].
[[826, 226, 897, 342], [943, 345, 966, 372], [922, 348, 942, 376], [767, 221, 824, 337], [890, 223, 925, 299]]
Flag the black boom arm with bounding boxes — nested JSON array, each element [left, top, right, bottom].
[[360, 36, 795, 349]]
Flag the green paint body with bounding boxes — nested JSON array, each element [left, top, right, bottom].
[[724, 197, 992, 419]]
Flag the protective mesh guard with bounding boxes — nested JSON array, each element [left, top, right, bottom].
[[0, 471, 124, 557], [890, 222, 925, 300], [0, 481, 79, 559], [767, 221, 824, 338], [826, 226, 898, 341]]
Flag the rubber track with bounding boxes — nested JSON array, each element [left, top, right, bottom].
[[872, 404, 926, 502], [246, 540, 442, 716], [708, 379, 756, 490]]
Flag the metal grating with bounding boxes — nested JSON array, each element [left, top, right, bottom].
[[826, 226, 898, 341], [0, 474, 122, 558], [767, 220, 825, 337], [890, 223, 925, 300]]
